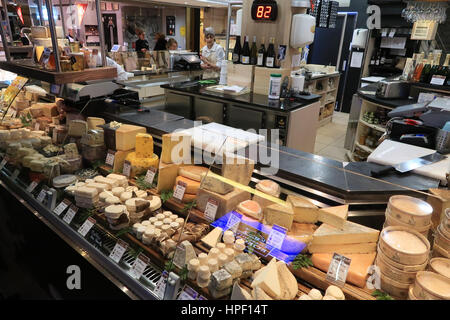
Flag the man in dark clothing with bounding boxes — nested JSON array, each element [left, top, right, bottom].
[[135, 32, 149, 54], [153, 33, 167, 51]]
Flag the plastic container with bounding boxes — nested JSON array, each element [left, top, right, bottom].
[[268, 74, 282, 100]]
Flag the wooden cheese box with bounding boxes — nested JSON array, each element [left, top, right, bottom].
[[375, 252, 419, 284], [427, 189, 450, 231], [412, 271, 450, 300], [253, 66, 291, 95], [380, 271, 411, 299], [386, 195, 433, 228], [384, 213, 431, 238], [408, 285, 418, 300], [428, 257, 450, 279], [226, 63, 255, 89], [432, 243, 450, 259], [434, 224, 450, 251]]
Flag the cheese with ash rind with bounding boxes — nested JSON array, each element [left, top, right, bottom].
[[173, 240, 198, 269], [210, 269, 233, 291], [231, 282, 253, 300], [200, 227, 223, 248]]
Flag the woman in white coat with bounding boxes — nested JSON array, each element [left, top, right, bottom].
[[200, 27, 225, 79]]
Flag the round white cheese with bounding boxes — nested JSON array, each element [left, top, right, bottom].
[[137, 225, 146, 239], [188, 258, 200, 271], [99, 191, 113, 202], [105, 204, 126, 219], [322, 295, 337, 300], [163, 211, 172, 217], [224, 248, 235, 261], [308, 288, 323, 300], [175, 218, 185, 225], [198, 253, 208, 266], [148, 217, 158, 224], [197, 265, 211, 278], [156, 213, 165, 221], [169, 214, 178, 221], [112, 187, 125, 197], [218, 254, 228, 267], [154, 221, 163, 229], [132, 223, 142, 234], [120, 191, 133, 202], [325, 285, 345, 300], [163, 218, 172, 225], [149, 196, 162, 211], [170, 222, 180, 230], [125, 186, 138, 192], [208, 258, 219, 273], [216, 243, 226, 253], [141, 221, 150, 227], [298, 294, 312, 300], [105, 196, 121, 205]]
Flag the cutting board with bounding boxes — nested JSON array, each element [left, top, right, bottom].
[[367, 140, 449, 185]]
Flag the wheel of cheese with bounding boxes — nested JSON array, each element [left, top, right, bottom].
[[135, 190, 147, 198], [129, 210, 144, 220], [141, 221, 150, 227], [120, 191, 133, 202], [216, 243, 226, 253], [174, 175, 201, 194], [218, 253, 228, 267], [236, 200, 262, 221], [105, 196, 121, 205], [379, 226, 430, 265], [377, 244, 428, 272], [380, 271, 410, 299], [137, 225, 146, 239], [161, 224, 174, 236], [384, 213, 431, 237], [155, 213, 165, 221], [175, 218, 185, 225], [178, 166, 209, 182], [125, 186, 138, 192], [132, 223, 142, 234], [433, 243, 450, 259], [154, 221, 163, 229], [387, 195, 433, 228], [308, 288, 323, 300], [375, 251, 418, 284], [169, 214, 178, 222], [208, 247, 220, 259], [162, 218, 172, 225], [429, 258, 450, 279], [207, 258, 219, 273], [105, 204, 126, 219], [325, 285, 345, 300], [144, 227, 155, 238], [142, 234, 152, 245], [180, 192, 197, 204], [170, 222, 180, 231], [223, 235, 235, 245], [112, 187, 125, 197], [148, 217, 158, 224], [224, 248, 235, 261], [255, 179, 280, 197], [148, 196, 162, 211], [125, 198, 150, 212], [198, 253, 208, 265], [188, 258, 200, 271], [413, 271, 450, 300], [163, 211, 172, 217]]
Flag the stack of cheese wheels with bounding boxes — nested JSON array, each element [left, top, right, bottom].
[[432, 208, 450, 259], [410, 271, 450, 300], [428, 258, 450, 279], [173, 166, 209, 203], [104, 204, 130, 230], [376, 226, 430, 299], [384, 196, 433, 238], [125, 198, 150, 224], [252, 179, 281, 209]]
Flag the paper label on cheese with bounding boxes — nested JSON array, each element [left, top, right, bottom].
[[63, 205, 78, 224], [27, 180, 39, 193], [266, 224, 287, 250], [78, 217, 96, 237], [36, 189, 47, 203], [226, 211, 242, 234], [204, 198, 219, 222], [123, 160, 131, 178], [177, 285, 198, 300], [154, 270, 169, 299], [144, 167, 157, 185], [109, 239, 128, 263], [131, 253, 149, 279], [326, 253, 352, 287], [11, 169, 20, 180], [366, 265, 381, 290], [105, 150, 115, 167], [53, 199, 71, 216], [173, 181, 187, 201]]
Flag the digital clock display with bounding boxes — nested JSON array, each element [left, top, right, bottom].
[[251, 0, 278, 21]]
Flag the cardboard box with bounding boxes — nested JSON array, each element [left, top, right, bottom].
[[253, 66, 291, 95]]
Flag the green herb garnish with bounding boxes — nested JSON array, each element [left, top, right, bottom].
[[292, 253, 313, 270], [182, 200, 197, 213], [136, 174, 153, 190], [179, 264, 189, 281], [129, 247, 143, 260], [372, 289, 394, 300], [92, 160, 105, 171], [161, 190, 174, 204], [115, 226, 132, 238], [165, 260, 175, 272]]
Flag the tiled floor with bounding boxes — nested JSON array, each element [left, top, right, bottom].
[[314, 112, 349, 162]]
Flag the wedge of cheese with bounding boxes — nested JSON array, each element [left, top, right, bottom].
[[252, 286, 273, 300], [276, 261, 298, 300], [179, 165, 209, 182], [250, 258, 281, 299], [196, 187, 251, 219], [264, 202, 294, 230], [312, 252, 376, 288], [222, 154, 254, 186], [318, 204, 349, 229], [161, 132, 192, 164], [231, 282, 253, 300], [174, 175, 200, 194], [287, 194, 319, 223], [156, 162, 180, 192], [87, 117, 105, 130], [312, 220, 380, 245], [115, 124, 146, 151], [308, 242, 377, 254], [112, 150, 133, 173], [201, 227, 223, 248]]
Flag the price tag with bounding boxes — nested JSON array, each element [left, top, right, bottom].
[[109, 239, 129, 263], [27, 180, 39, 193], [154, 270, 169, 299], [173, 181, 186, 201], [226, 211, 242, 234], [36, 189, 47, 203], [53, 199, 71, 216], [34, 122, 40, 131], [144, 167, 157, 185], [177, 285, 198, 300], [381, 29, 387, 37], [204, 198, 219, 222], [122, 160, 131, 178], [52, 129, 57, 143], [63, 205, 78, 224], [366, 265, 381, 290], [326, 253, 352, 287], [266, 224, 287, 250], [130, 253, 149, 279], [197, 295, 208, 300], [388, 29, 396, 38], [0, 157, 8, 170], [105, 150, 115, 167], [78, 217, 96, 237], [11, 169, 20, 180], [430, 75, 445, 86]]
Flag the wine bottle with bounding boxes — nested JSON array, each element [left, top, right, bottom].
[[412, 55, 424, 82], [375, 50, 380, 66], [265, 37, 275, 68], [370, 50, 376, 65], [232, 36, 241, 64], [444, 54, 450, 86], [241, 36, 250, 64], [380, 50, 386, 65], [257, 36, 266, 67], [250, 36, 258, 65], [420, 53, 434, 83]]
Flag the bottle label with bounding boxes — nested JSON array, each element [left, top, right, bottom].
[[232, 53, 239, 63], [250, 57, 257, 65], [266, 57, 274, 67], [257, 54, 264, 66], [241, 56, 250, 64]]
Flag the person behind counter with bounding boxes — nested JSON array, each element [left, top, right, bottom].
[[167, 38, 178, 50], [154, 33, 168, 50], [200, 27, 224, 79], [135, 31, 150, 54]]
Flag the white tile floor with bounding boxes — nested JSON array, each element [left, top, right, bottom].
[[314, 112, 349, 162]]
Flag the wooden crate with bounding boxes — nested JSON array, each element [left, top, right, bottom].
[[227, 63, 255, 89], [427, 189, 450, 231], [253, 66, 291, 95]]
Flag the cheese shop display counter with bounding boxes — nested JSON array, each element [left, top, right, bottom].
[[1, 77, 450, 301]]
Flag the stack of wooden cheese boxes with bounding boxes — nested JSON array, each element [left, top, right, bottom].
[[432, 208, 450, 259]]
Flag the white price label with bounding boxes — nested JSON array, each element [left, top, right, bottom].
[[63, 205, 78, 224], [36, 189, 47, 203], [177, 285, 198, 300], [173, 181, 186, 201], [388, 29, 396, 38], [78, 217, 96, 237], [122, 160, 131, 178], [109, 239, 129, 263], [154, 271, 169, 299], [430, 75, 445, 86], [130, 253, 149, 279], [204, 198, 219, 222], [53, 199, 71, 216], [0, 157, 8, 170], [144, 167, 157, 185], [11, 169, 20, 180], [34, 123, 40, 131], [226, 211, 242, 234], [27, 180, 39, 192], [266, 224, 287, 250], [52, 129, 57, 143], [105, 150, 115, 166], [326, 253, 352, 287]]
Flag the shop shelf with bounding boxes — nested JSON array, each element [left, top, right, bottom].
[[355, 142, 375, 153], [359, 119, 386, 132]]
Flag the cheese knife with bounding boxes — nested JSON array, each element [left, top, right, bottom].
[[370, 152, 447, 178]]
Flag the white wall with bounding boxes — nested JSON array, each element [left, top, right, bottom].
[[161, 6, 186, 50]]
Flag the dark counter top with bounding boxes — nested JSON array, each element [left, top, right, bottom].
[[357, 82, 415, 108], [162, 82, 320, 112], [101, 108, 440, 203]]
